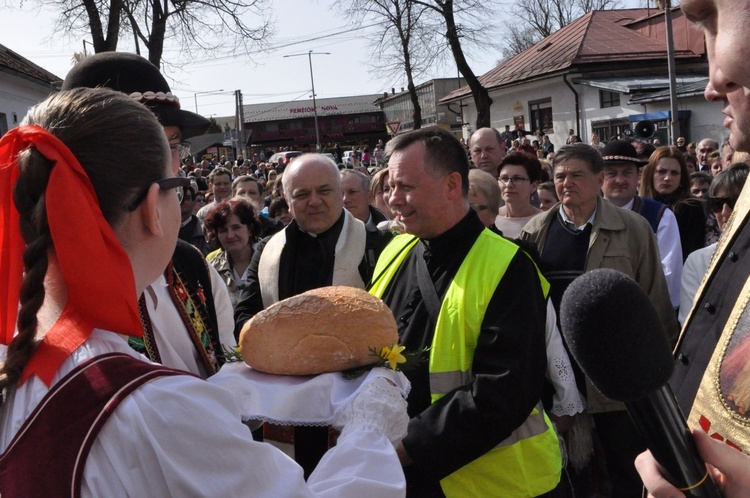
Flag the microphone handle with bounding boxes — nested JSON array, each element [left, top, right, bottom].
[[625, 385, 722, 498]]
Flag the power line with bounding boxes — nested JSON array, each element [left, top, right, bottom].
[[184, 20, 389, 67]]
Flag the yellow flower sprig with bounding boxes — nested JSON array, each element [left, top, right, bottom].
[[342, 344, 429, 380], [222, 344, 243, 363], [380, 344, 407, 370]]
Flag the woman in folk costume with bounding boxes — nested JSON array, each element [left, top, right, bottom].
[[0, 88, 408, 496]]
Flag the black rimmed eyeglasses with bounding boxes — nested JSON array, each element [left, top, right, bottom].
[[498, 176, 530, 186], [124, 177, 193, 212]]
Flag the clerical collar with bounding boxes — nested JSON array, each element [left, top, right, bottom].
[[297, 210, 346, 240], [559, 204, 597, 231], [423, 209, 482, 254]]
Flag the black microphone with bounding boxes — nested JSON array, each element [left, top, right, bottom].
[[560, 269, 721, 498]]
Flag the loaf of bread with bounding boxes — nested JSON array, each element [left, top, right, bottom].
[[240, 286, 399, 375]]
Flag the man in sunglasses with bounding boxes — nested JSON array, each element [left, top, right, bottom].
[[60, 52, 235, 379]]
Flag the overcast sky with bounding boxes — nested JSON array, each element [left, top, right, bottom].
[[4, 0, 647, 119]]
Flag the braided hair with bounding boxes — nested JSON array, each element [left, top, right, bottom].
[[0, 87, 169, 393]]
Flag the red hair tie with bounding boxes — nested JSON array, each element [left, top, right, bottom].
[[0, 125, 143, 386]]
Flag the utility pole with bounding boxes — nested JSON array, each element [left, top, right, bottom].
[[284, 51, 331, 152], [235, 90, 247, 161], [658, 0, 680, 144]]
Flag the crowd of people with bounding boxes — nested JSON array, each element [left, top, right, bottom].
[[95, 104, 748, 496], [6, 0, 750, 493]]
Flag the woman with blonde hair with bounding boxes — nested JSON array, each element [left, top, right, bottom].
[[468, 169, 502, 230], [370, 167, 393, 219]]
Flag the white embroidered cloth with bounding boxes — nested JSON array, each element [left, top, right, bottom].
[[210, 362, 411, 427]]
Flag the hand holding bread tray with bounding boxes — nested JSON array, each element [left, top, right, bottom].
[[209, 287, 415, 426]]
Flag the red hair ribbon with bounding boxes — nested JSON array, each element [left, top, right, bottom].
[[0, 125, 143, 386]]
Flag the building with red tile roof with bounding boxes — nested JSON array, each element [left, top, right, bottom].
[[440, 8, 723, 147]]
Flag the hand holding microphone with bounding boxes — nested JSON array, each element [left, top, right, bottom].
[[560, 269, 722, 497], [636, 429, 750, 498]]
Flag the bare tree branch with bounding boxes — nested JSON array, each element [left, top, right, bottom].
[[501, 0, 622, 59], [24, 0, 273, 68], [335, 0, 448, 129]]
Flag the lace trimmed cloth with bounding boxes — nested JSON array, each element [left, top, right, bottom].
[[210, 363, 410, 444], [545, 300, 586, 417]]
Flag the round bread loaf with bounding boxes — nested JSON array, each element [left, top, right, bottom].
[[240, 286, 399, 375]]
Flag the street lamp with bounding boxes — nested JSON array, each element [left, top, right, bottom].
[[194, 89, 225, 113], [284, 51, 331, 152]]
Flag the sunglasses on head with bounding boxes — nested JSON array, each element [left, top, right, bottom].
[[709, 195, 738, 214]]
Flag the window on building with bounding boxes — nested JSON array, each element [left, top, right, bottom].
[[529, 98, 553, 135], [600, 90, 620, 108], [0, 113, 7, 137], [592, 118, 632, 142]]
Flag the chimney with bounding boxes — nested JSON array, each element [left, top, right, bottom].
[[383, 92, 388, 98], [391, 88, 395, 95], [401, 87, 405, 92]]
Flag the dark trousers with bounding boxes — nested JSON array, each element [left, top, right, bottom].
[[294, 425, 329, 479], [593, 411, 647, 498]]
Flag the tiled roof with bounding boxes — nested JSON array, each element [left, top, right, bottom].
[[0, 44, 61, 85], [243, 94, 383, 123], [441, 8, 701, 102]]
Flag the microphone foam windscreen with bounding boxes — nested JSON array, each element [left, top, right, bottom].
[[560, 268, 674, 401]]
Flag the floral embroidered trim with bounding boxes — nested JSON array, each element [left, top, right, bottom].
[[130, 294, 162, 364], [167, 263, 221, 375]]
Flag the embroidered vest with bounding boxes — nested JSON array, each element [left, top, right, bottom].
[[129, 240, 225, 376]]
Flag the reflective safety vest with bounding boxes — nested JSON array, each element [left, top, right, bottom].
[[370, 230, 562, 497]]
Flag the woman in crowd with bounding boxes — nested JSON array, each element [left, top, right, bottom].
[[268, 197, 292, 226], [640, 146, 710, 260], [204, 198, 262, 309], [494, 152, 542, 239], [708, 151, 724, 175], [590, 132, 604, 149], [468, 169, 502, 231], [370, 168, 393, 219], [679, 163, 750, 325], [537, 181, 558, 212], [0, 87, 407, 496]]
